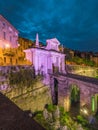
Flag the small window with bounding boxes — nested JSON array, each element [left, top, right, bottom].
[[16, 59, 17, 64], [3, 32, 6, 39], [10, 36, 12, 42], [10, 58, 12, 64], [3, 22, 5, 26], [4, 57, 6, 63]]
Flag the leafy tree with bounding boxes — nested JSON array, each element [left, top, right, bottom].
[[67, 56, 96, 66]]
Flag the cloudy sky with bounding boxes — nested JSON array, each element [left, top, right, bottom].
[[0, 0, 98, 52]]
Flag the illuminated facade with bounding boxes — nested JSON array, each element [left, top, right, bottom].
[[24, 34, 66, 75], [17, 37, 34, 65], [0, 15, 34, 65], [0, 15, 18, 65]]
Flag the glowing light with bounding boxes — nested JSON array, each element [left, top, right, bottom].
[[92, 96, 95, 112], [18, 44, 20, 47], [80, 107, 88, 115], [5, 44, 10, 48], [83, 109, 88, 114]]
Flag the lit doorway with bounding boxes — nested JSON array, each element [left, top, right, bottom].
[[92, 94, 98, 114]]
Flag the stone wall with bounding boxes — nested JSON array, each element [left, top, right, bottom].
[[67, 65, 98, 77], [3, 79, 52, 112], [50, 74, 98, 113], [0, 66, 52, 112]]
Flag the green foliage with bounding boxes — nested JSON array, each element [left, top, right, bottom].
[[34, 104, 97, 130], [34, 111, 51, 130], [34, 104, 92, 130], [83, 59, 96, 67], [35, 111, 43, 121], [59, 106, 65, 115], [96, 76, 98, 79], [77, 115, 88, 126], [60, 111, 70, 126], [9, 68, 35, 87], [46, 104, 57, 112], [68, 56, 96, 66]]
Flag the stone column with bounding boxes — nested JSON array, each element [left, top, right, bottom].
[[34, 54, 39, 75], [58, 79, 70, 112], [63, 88, 70, 112], [61, 56, 66, 74], [58, 57, 61, 73]]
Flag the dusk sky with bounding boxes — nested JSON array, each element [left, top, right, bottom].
[[0, 0, 98, 52]]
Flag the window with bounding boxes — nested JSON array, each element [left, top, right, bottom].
[[10, 36, 12, 42], [4, 57, 6, 63], [16, 59, 17, 64], [3, 32, 6, 39], [2, 23, 5, 28], [10, 58, 12, 64], [3, 22, 5, 26]]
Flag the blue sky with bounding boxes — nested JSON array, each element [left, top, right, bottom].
[[0, 0, 98, 52]]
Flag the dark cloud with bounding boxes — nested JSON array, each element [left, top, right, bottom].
[[0, 0, 98, 51]]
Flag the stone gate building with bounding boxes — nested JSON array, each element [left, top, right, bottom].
[[24, 34, 66, 75], [24, 33, 98, 114]]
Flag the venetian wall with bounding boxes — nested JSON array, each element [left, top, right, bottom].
[[50, 74, 98, 113], [67, 65, 98, 77], [0, 66, 52, 112], [3, 79, 52, 112]]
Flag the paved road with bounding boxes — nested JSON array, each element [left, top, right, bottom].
[[58, 73, 98, 85]]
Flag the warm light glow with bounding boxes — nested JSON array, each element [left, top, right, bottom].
[[83, 109, 88, 114], [18, 44, 20, 47], [92, 96, 95, 112], [80, 108, 88, 115], [5, 44, 10, 48]]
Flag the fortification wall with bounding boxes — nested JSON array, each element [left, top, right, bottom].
[[67, 65, 98, 77], [0, 66, 52, 112]]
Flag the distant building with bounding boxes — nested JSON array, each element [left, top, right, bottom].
[[0, 15, 18, 65], [91, 54, 98, 66], [24, 34, 66, 75]]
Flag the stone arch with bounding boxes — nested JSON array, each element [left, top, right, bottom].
[[69, 84, 80, 116], [70, 84, 80, 104], [53, 78, 58, 105]]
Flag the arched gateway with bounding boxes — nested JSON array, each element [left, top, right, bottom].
[[50, 74, 98, 114], [24, 33, 66, 75], [24, 34, 98, 114]]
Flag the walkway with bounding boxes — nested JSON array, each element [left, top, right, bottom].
[[57, 73, 98, 85], [0, 93, 45, 130]]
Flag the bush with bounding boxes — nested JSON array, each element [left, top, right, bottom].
[[68, 56, 96, 66], [45, 104, 57, 112], [77, 115, 88, 126]]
